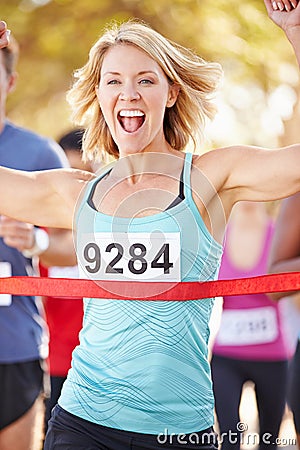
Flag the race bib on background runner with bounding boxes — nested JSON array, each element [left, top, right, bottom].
[[216, 307, 278, 345], [0, 261, 12, 306]]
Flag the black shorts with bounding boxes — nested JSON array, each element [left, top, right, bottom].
[[0, 359, 45, 430], [44, 405, 219, 450]]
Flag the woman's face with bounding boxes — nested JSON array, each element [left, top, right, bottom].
[[96, 43, 179, 156]]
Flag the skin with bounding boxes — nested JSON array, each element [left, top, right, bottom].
[[0, 21, 9, 51], [0, 398, 44, 450], [273, 0, 299, 11], [97, 43, 179, 157]]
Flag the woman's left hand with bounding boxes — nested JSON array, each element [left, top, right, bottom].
[[0, 21, 10, 49], [264, 0, 300, 33]]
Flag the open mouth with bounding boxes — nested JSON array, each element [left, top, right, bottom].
[[118, 110, 145, 133]]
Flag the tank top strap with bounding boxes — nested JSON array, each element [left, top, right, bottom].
[[75, 165, 113, 218], [182, 152, 193, 199], [261, 220, 274, 260]]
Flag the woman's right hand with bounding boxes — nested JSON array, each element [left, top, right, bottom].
[[0, 21, 10, 49]]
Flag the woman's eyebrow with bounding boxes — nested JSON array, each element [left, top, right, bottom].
[[102, 70, 158, 76]]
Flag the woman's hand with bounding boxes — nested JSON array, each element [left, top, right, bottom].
[[0, 216, 35, 252], [264, 0, 300, 33], [0, 21, 10, 49]]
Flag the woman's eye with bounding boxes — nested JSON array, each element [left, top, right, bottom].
[[139, 79, 153, 85], [107, 79, 120, 85]]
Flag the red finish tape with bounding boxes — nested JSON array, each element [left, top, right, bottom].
[[0, 272, 299, 300]]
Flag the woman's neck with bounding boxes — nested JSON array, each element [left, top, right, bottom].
[[111, 150, 185, 184]]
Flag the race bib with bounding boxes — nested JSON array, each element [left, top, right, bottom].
[[78, 232, 181, 282], [216, 307, 278, 345], [0, 262, 12, 306], [48, 265, 79, 279]]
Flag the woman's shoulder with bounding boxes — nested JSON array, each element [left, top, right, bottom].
[[190, 145, 238, 184], [192, 145, 244, 166]]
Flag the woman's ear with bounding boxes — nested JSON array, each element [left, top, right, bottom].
[[166, 83, 180, 108], [7, 71, 18, 94]]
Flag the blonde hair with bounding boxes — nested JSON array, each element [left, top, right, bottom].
[[67, 19, 223, 161]]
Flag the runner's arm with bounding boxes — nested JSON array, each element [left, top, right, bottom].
[[0, 166, 94, 229]]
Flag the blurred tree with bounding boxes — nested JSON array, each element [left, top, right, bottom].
[[1, 0, 298, 144]]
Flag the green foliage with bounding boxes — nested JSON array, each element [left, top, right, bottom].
[[1, 0, 297, 140]]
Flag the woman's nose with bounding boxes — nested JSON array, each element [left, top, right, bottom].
[[119, 83, 140, 101]]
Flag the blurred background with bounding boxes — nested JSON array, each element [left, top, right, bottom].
[[2, 0, 300, 150]]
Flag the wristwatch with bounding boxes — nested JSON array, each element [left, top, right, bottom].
[[22, 228, 49, 258]]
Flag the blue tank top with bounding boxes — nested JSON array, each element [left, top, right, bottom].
[[59, 152, 223, 434]]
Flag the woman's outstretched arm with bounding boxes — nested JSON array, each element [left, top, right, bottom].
[[203, 2, 300, 211], [0, 166, 94, 229]]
